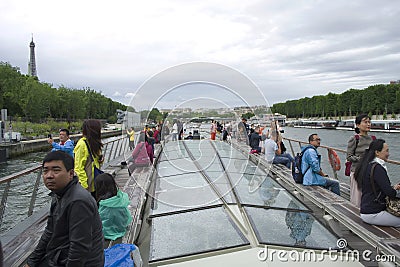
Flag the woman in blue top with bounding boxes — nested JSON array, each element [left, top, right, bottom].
[[355, 139, 400, 227]]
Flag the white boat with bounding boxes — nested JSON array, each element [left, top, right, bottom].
[[290, 120, 338, 129], [337, 119, 400, 133]]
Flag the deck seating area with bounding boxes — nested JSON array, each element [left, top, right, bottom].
[[230, 139, 400, 265], [3, 137, 400, 266], [104, 144, 160, 248], [1, 150, 134, 266], [103, 164, 154, 248]]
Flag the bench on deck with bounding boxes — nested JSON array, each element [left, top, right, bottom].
[[231, 139, 400, 265], [2, 206, 49, 267], [259, 157, 400, 264], [104, 165, 153, 248], [104, 144, 160, 248]]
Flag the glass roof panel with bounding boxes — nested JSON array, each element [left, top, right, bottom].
[[158, 149, 188, 162], [218, 150, 249, 160], [201, 162, 225, 172], [200, 171, 236, 204], [152, 175, 223, 215], [161, 141, 188, 153], [192, 154, 220, 169], [233, 176, 308, 210], [222, 158, 267, 178], [157, 158, 198, 177], [245, 206, 338, 249], [150, 207, 249, 262]]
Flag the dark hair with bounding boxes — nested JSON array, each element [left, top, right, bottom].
[[42, 151, 74, 171], [82, 119, 103, 157], [95, 173, 118, 203], [138, 131, 146, 142], [308, 133, 318, 143], [354, 114, 370, 134], [354, 139, 386, 188], [59, 128, 70, 136]]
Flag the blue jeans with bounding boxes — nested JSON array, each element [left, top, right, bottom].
[[324, 178, 340, 196], [273, 153, 294, 169]]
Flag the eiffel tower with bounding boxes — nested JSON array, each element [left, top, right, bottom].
[[28, 36, 37, 77]]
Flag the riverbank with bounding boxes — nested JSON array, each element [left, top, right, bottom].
[[0, 130, 122, 159]]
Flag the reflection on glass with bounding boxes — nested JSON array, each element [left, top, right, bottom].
[[150, 207, 249, 261], [258, 178, 280, 206], [157, 159, 198, 177], [152, 174, 223, 215], [245, 207, 338, 249], [285, 200, 315, 246]]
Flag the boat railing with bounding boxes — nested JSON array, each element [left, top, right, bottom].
[[283, 137, 400, 180], [0, 135, 129, 231]]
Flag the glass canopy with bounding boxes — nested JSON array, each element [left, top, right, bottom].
[[149, 139, 339, 263]]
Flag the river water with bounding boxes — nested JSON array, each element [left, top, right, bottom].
[[0, 136, 125, 234], [1, 129, 399, 234]]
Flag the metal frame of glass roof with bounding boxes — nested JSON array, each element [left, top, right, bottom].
[[146, 139, 340, 264]]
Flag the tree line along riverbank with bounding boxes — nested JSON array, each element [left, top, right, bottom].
[[272, 83, 400, 120]]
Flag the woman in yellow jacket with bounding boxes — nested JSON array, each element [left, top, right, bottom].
[[74, 119, 103, 197]]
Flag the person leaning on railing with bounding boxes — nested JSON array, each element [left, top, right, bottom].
[[354, 139, 400, 227], [126, 127, 135, 151]]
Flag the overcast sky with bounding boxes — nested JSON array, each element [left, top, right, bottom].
[[1, 0, 399, 111]]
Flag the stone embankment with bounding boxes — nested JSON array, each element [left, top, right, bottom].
[[0, 130, 122, 159]]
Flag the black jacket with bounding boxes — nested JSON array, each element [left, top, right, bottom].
[[27, 177, 104, 267], [360, 163, 397, 214], [249, 132, 261, 150]]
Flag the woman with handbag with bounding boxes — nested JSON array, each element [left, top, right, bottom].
[[74, 119, 104, 197], [346, 114, 375, 207], [355, 139, 400, 227]]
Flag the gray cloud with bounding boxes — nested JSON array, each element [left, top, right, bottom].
[[0, 0, 399, 110]]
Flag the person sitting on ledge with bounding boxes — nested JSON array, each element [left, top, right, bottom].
[[262, 130, 293, 168], [25, 151, 104, 267], [355, 139, 400, 227], [301, 134, 340, 196]]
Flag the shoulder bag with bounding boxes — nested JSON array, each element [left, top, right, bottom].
[[370, 163, 400, 217], [84, 139, 104, 179], [345, 135, 359, 176]]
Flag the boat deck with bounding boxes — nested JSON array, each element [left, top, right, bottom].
[[3, 139, 400, 266]]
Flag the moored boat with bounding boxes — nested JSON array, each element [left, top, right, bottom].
[[337, 119, 400, 133], [288, 119, 338, 129]]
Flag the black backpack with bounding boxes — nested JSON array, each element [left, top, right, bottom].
[[292, 146, 315, 184]]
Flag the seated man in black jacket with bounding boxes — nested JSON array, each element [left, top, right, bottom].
[[25, 151, 104, 267]]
